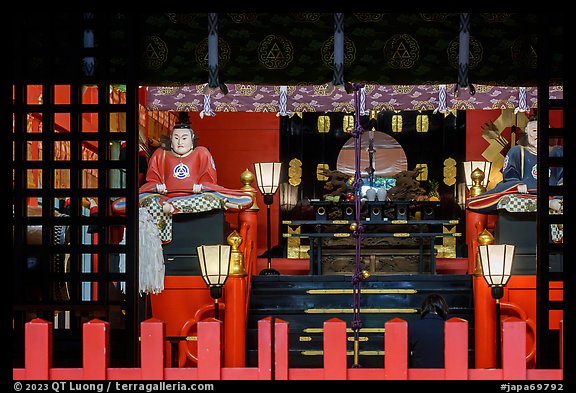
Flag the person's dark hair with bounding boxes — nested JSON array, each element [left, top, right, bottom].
[[420, 294, 449, 320]]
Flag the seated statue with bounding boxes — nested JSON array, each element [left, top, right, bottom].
[[115, 122, 253, 243], [467, 118, 563, 215]]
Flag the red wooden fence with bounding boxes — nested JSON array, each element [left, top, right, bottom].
[[13, 316, 563, 380]]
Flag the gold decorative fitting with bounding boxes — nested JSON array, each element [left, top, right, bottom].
[[443, 157, 457, 187], [415, 164, 428, 181], [227, 230, 247, 277], [361, 270, 371, 280], [392, 114, 403, 132], [240, 168, 259, 211], [416, 114, 429, 132], [317, 115, 330, 133], [469, 168, 486, 197], [343, 115, 355, 133], [348, 336, 369, 342], [477, 229, 494, 246], [307, 289, 416, 295], [316, 164, 329, 181], [288, 158, 302, 186]]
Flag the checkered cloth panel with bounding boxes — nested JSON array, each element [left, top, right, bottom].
[[498, 194, 563, 243], [550, 209, 563, 243], [497, 194, 537, 213], [139, 193, 222, 243]]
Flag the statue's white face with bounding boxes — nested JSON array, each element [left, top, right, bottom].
[[525, 121, 538, 148], [171, 127, 194, 155]]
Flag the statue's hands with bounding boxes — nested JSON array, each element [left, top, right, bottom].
[[156, 183, 168, 194], [549, 199, 563, 213], [192, 184, 203, 193], [517, 184, 528, 193]]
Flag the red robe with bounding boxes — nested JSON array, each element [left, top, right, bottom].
[[139, 146, 252, 210]]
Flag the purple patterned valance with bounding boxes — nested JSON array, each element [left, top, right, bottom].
[[146, 84, 563, 114]]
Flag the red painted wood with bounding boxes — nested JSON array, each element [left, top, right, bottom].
[[140, 318, 165, 380], [83, 319, 109, 380], [223, 277, 246, 367], [256, 258, 309, 275], [197, 321, 221, 380], [502, 318, 527, 380], [323, 318, 347, 379], [465, 211, 487, 274], [274, 319, 289, 380], [14, 315, 563, 381], [474, 275, 497, 368], [25, 319, 52, 380], [560, 320, 563, 370], [189, 112, 280, 256], [445, 318, 469, 379], [257, 317, 272, 380], [384, 318, 408, 380]]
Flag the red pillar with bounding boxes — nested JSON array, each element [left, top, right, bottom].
[[239, 209, 258, 275], [474, 275, 496, 368], [223, 276, 247, 367], [466, 211, 486, 274]]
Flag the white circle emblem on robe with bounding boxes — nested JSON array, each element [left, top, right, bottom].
[[173, 162, 190, 179], [531, 164, 537, 179]]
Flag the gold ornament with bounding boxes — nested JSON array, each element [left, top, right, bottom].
[[288, 158, 302, 186], [316, 164, 329, 181], [392, 113, 403, 132], [416, 114, 429, 132], [317, 115, 330, 133], [227, 230, 246, 277]]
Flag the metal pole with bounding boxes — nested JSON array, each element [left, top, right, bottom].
[[267, 203, 272, 270], [495, 299, 501, 368]]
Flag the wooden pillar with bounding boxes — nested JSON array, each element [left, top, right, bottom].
[[223, 276, 246, 367], [465, 211, 486, 274], [474, 227, 497, 369]]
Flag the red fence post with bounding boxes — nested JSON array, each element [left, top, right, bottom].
[[83, 319, 109, 380], [197, 320, 222, 380], [384, 318, 408, 380], [559, 320, 563, 370], [274, 318, 289, 380], [140, 318, 165, 380], [25, 318, 52, 380], [223, 276, 247, 367], [502, 317, 526, 380], [323, 318, 347, 380], [257, 317, 272, 380], [445, 317, 469, 380]]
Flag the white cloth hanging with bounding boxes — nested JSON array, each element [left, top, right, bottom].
[[138, 207, 165, 295]]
